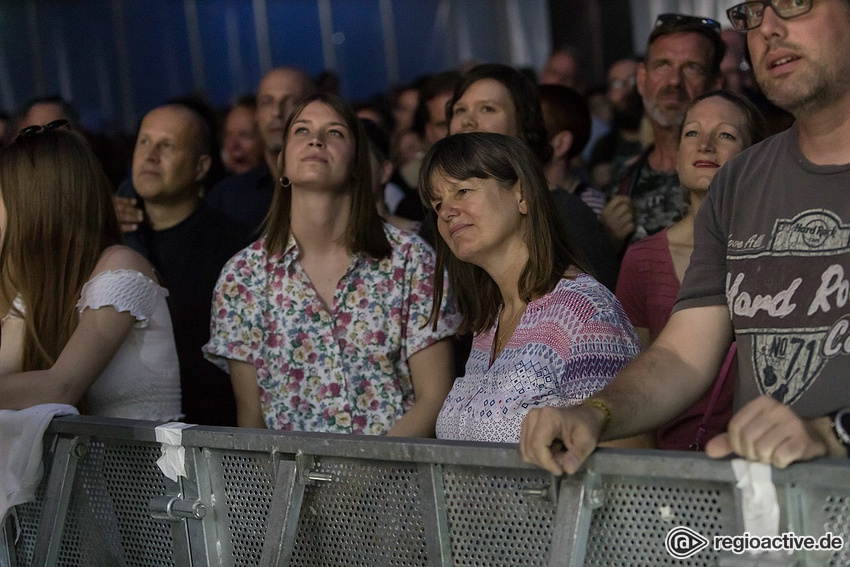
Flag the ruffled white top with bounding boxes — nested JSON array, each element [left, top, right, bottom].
[[5, 270, 182, 421], [76, 270, 181, 420]]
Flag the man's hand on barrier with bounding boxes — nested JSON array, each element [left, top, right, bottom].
[[519, 404, 606, 475], [705, 395, 841, 468]]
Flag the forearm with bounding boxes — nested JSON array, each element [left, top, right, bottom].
[[236, 402, 266, 428], [392, 338, 454, 437], [387, 398, 443, 437], [0, 368, 82, 410], [594, 344, 714, 441], [593, 306, 732, 441], [229, 359, 266, 428]]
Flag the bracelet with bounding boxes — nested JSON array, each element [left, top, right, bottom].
[[582, 398, 612, 435]]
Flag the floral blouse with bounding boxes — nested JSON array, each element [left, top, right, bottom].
[[204, 224, 458, 434], [436, 275, 640, 443]]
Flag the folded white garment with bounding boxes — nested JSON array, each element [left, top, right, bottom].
[[0, 404, 79, 523]]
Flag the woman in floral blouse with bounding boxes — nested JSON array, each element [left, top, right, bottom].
[[419, 132, 640, 443], [204, 94, 458, 436]]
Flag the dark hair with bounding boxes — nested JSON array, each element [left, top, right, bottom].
[[0, 129, 121, 371], [19, 95, 80, 127], [233, 94, 257, 110], [413, 71, 463, 137], [264, 93, 391, 259], [648, 14, 726, 81], [360, 118, 391, 163], [448, 63, 553, 165], [679, 90, 767, 147], [418, 132, 588, 334], [537, 84, 592, 159]]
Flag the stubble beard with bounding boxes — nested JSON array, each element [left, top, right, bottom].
[[643, 99, 687, 130]]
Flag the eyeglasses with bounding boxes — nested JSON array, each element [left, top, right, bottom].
[[16, 119, 70, 140], [726, 0, 813, 31], [655, 13, 722, 33]]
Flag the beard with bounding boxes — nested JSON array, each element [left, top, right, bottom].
[[643, 99, 687, 129], [757, 60, 842, 117], [642, 87, 689, 129]]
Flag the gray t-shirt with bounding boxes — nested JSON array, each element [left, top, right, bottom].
[[676, 123, 850, 418]]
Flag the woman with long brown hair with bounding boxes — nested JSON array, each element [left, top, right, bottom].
[[0, 126, 180, 419], [205, 94, 458, 436], [420, 132, 640, 442]]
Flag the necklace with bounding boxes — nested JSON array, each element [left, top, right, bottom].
[[495, 304, 524, 354]]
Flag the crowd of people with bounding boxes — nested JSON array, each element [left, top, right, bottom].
[[1, 0, 848, 474]]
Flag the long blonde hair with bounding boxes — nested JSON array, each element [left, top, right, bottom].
[[0, 129, 121, 371]]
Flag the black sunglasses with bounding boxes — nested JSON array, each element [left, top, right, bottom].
[[726, 0, 813, 31], [16, 119, 70, 141], [655, 13, 722, 33]]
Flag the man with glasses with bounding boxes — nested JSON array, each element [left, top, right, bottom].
[[600, 14, 725, 254], [521, 0, 850, 474]]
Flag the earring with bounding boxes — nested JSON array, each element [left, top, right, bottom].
[[280, 176, 291, 188]]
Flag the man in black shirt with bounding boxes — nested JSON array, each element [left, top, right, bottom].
[[125, 103, 252, 426]]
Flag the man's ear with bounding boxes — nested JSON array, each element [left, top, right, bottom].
[[551, 130, 574, 160], [195, 154, 212, 182]]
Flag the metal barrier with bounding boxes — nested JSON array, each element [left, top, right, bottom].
[[3, 416, 849, 566]]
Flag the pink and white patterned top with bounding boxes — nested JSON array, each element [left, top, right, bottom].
[[436, 274, 640, 443], [204, 224, 459, 434]]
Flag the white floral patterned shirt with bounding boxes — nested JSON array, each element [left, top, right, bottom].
[[204, 224, 458, 434]]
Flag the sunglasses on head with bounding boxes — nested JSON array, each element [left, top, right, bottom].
[[726, 0, 813, 32], [655, 13, 722, 33], [16, 119, 71, 141]]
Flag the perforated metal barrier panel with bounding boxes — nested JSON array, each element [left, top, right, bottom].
[[5, 417, 850, 567], [586, 477, 734, 566], [442, 466, 556, 567], [290, 459, 428, 566], [216, 452, 276, 566]]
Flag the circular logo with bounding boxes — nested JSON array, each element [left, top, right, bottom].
[[665, 526, 709, 559]]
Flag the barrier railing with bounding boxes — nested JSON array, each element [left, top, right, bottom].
[[3, 415, 849, 566]]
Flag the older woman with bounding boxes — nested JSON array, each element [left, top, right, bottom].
[[205, 94, 458, 436], [616, 90, 766, 450], [420, 132, 640, 443]]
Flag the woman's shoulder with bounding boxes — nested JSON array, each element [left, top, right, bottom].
[[538, 275, 620, 313], [92, 245, 157, 281]]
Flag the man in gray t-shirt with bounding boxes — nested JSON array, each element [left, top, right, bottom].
[[521, 1, 850, 475]]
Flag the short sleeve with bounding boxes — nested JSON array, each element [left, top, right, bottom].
[[398, 234, 460, 360], [675, 178, 729, 312], [203, 244, 267, 373], [558, 280, 641, 402], [76, 270, 167, 326]]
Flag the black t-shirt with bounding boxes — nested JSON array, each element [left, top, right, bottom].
[[125, 202, 253, 425], [205, 164, 275, 234], [551, 188, 620, 291]]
